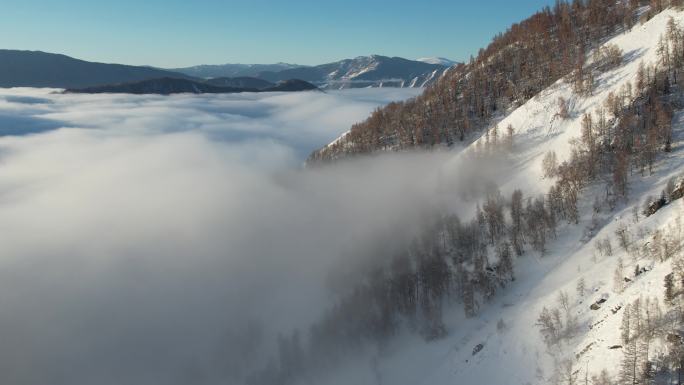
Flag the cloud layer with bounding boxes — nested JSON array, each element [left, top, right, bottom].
[[0, 87, 470, 385], [0, 87, 422, 160]]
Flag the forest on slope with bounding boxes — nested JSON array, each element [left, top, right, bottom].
[[309, 0, 676, 163]]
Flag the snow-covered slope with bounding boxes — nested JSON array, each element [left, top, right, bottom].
[[317, 8, 684, 385], [316, 55, 451, 89], [481, 10, 680, 196]]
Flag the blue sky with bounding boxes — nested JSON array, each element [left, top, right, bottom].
[[0, 0, 556, 67]]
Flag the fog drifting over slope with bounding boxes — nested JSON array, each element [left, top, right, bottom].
[[0, 87, 487, 384]]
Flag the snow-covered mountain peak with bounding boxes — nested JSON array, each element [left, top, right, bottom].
[[417, 57, 458, 66]]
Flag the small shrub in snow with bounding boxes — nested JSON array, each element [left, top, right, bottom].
[[593, 44, 623, 71]]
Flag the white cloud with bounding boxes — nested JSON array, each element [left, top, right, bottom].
[[1, 88, 422, 160], [0, 87, 468, 385]]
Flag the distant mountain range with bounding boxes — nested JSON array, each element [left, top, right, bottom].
[[65, 77, 318, 95], [204, 76, 276, 89], [0, 50, 457, 91], [168, 63, 301, 79], [170, 55, 458, 89]]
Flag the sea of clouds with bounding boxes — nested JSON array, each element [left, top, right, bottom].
[[0, 87, 485, 385]]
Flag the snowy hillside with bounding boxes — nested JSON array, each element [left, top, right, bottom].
[[310, 7, 684, 385], [452, 8, 684, 383]]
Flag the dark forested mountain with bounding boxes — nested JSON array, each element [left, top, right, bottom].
[[264, 79, 319, 92], [168, 63, 303, 79], [64, 77, 318, 95], [204, 77, 275, 89], [308, 0, 646, 163], [0, 50, 194, 88], [65, 77, 250, 95]]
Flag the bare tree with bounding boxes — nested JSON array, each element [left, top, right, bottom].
[[614, 257, 625, 294], [543, 151, 559, 179], [558, 97, 570, 120]]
